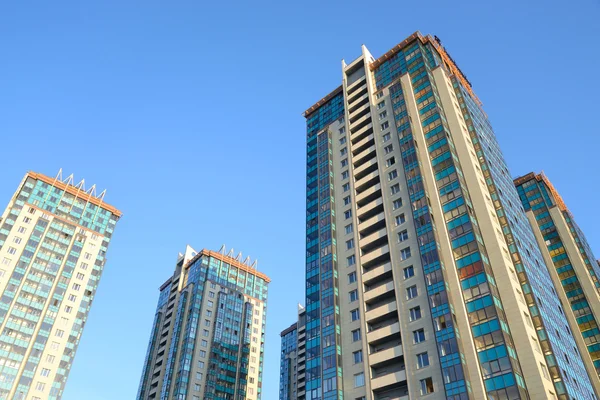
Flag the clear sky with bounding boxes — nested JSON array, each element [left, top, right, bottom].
[[1, 0, 599, 399]]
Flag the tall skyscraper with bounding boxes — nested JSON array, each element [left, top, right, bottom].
[[280, 305, 306, 400], [137, 245, 269, 400], [515, 172, 600, 387], [297, 31, 599, 400], [0, 171, 121, 400]]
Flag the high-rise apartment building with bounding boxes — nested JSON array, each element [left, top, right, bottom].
[[297, 31, 599, 400], [137, 246, 269, 400], [515, 172, 600, 388], [0, 171, 121, 400], [280, 306, 306, 400]]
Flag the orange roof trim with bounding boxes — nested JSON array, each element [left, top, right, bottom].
[[184, 249, 271, 283], [27, 171, 122, 218]]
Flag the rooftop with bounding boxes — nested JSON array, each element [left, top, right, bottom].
[[27, 170, 122, 218]]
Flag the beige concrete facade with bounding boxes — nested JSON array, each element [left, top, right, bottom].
[[0, 172, 120, 400]]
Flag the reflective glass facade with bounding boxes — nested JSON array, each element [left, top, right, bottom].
[[137, 248, 269, 400], [516, 173, 600, 384]]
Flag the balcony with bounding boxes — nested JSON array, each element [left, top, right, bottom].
[[347, 83, 368, 104], [353, 146, 377, 170], [349, 100, 370, 120], [352, 133, 375, 156], [355, 170, 379, 194], [351, 122, 373, 144], [364, 280, 395, 303], [358, 212, 385, 233], [365, 299, 397, 322], [350, 113, 372, 134], [346, 75, 366, 95], [370, 344, 404, 366], [363, 262, 392, 284], [356, 183, 381, 207], [371, 369, 407, 391], [361, 244, 390, 269]]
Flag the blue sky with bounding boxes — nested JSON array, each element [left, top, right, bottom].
[[1, 0, 599, 399]]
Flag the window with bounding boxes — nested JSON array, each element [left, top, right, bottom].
[[391, 184, 400, 195], [342, 170, 349, 180], [377, 101, 385, 109], [201, 340, 208, 348], [340, 137, 347, 145], [46, 355, 55, 363], [381, 121, 389, 130], [84, 252, 92, 260], [344, 210, 352, 220], [395, 214, 405, 225], [407, 285, 418, 299], [40, 368, 51, 377], [199, 350, 206, 358], [343, 196, 351, 205], [348, 272, 357, 284], [50, 342, 59, 350], [68, 294, 76, 302], [393, 199, 402, 209], [194, 384, 201, 391], [346, 239, 354, 250], [343, 183, 350, 192], [208, 291, 215, 298], [386, 157, 395, 167], [345, 224, 353, 234], [376, 92, 384, 99], [349, 290, 358, 302], [341, 158, 348, 168], [413, 329, 425, 343], [7, 247, 16, 255], [17, 227, 26, 234], [55, 330, 65, 338], [398, 230, 408, 242], [203, 329, 209, 337], [350, 309, 360, 321], [388, 170, 398, 181], [13, 237, 22, 245], [400, 247, 411, 260], [23, 217, 31, 224], [207, 301, 214, 308], [417, 352, 429, 369], [64, 306, 72, 313], [410, 306, 422, 321], [340, 147, 348, 156], [196, 372, 203, 380], [35, 382, 45, 391], [354, 372, 365, 387], [541, 362, 550, 380], [379, 111, 387, 120], [351, 329, 361, 342], [404, 266, 414, 279], [383, 132, 391, 142], [339, 127, 346, 134], [420, 377, 434, 395], [76, 272, 85, 280], [204, 319, 210, 327], [80, 262, 88, 270], [384, 145, 393, 154], [206, 310, 212, 317], [72, 283, 81, 291], [1, 258, 11, 266], [353, 350, 363, 364], [347, 255, 356, 267]]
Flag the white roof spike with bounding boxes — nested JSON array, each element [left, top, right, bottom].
[[55, 168, 63, 181], [86, 184, 97, 196], [235, 251, 242, 261], [219, 244, 226, 254], [251, 260, 258, 270], [227, 248, 235, 258], [64, 173, 74, 186], [97, 189, 107, 201], [243, 256, 251, 266]]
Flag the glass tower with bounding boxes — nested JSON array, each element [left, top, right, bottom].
[[137, 246, 269, 400], [298, 32, 598, 400], [515, 172, 600, 391], [0, 171, 121, 400]]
